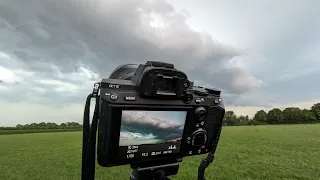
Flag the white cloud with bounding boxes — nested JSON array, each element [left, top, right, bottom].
[[0, 66, 19, 84], [0, 99, 85, 126], [0, 66, 34, 85], [0, 51, 12, 60], [272, 67, 320, 82], [38, 79, 80, 93], [226, 105, 266, 118], [30, 87, 47, 94], [34, 66, 99, 94], [276, 99, 320, 111], [61, 66, 99, 82]]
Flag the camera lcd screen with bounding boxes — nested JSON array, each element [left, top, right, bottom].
[[116, 110, 188, 162], [119, 110, 187, 146]]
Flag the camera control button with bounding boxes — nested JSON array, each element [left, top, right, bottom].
[[214, 98, 221, 104], [187, 137, 191, 144], [184, 94, 193, 104], [110, 93, 118, 101], [182, 80, 190, 90], [195, 98, 202, 104], [195, 107, 207, 121], [124, 96, 136, 101]]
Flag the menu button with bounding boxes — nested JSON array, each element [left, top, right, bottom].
[[124, 96, 136, 101]]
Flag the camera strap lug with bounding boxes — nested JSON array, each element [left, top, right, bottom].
[[92, 83, 100, 97]]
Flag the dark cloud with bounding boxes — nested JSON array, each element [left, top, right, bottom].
[[0, 0, 261, 104], [121, 111, 184, 141], [168, 0, 320, 106], [1, 0, 320, 126], [2, 0, 318, 111]]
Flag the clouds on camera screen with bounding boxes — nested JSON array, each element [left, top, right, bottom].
[[120, 111, 185, 141]]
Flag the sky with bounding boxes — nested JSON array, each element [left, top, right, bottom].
[[0, 0, 319, 126]]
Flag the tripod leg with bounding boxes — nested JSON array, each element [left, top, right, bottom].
[[130, 170, 138, 180], [154, 170, 170, 180]]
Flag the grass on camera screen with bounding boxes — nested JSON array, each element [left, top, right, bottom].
[[119, 110, 187, 146]]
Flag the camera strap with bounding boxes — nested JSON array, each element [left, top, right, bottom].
[[81, 84, 100, 180], [197, 122, 223, 180]]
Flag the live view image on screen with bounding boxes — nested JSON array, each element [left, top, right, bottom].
[[119, 110, 187, 146]]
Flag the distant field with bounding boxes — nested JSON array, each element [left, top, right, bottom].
[[0, 128, 82, 135], [0, 124, 319, 180]]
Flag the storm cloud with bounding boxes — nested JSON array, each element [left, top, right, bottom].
[[0, 0, 319, 126], [0, 0, 262, 104]]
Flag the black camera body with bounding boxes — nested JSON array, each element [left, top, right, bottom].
[[96, 61, 225, 167]]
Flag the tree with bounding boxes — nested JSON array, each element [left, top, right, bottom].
[[253, 110, 268, 124], [60, 123, 67, 127], [247, 119, 258, 125], [47, 123, 59, 129], [223, 111, 237, 126], [39, 122, 46, 127], [283, 107, 303, 124], [267, 108, 283, 124], [30, 123, 38, 128], [311, 103, 320, 120], [301, 109, 317, 123], [16, 124, 23, 129], [237, 115, 249, 125], [245, 115, 250, 123], [25, 124, 34, 129]]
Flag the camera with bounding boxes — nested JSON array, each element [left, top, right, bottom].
[[81, 61, 225, 180], [97, 61, 225, 166]]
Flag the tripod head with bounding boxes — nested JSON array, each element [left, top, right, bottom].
[[130, 160, 180, 180]]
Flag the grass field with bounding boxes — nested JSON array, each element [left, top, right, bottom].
[[1, 124, 319, 180]]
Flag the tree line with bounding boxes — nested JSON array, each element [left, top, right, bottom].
[[0, 122, 82, 130], [1, 103, 320, 130], [223, 103, 320, 126]]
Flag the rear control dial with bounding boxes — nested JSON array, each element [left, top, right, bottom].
[[191, 129, 207, 147]]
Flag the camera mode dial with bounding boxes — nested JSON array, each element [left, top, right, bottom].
[[191, 129, 207, 147]]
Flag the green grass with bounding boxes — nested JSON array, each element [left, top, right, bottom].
[[0, 128, 82, 135], [1, 124, 319, 180]]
